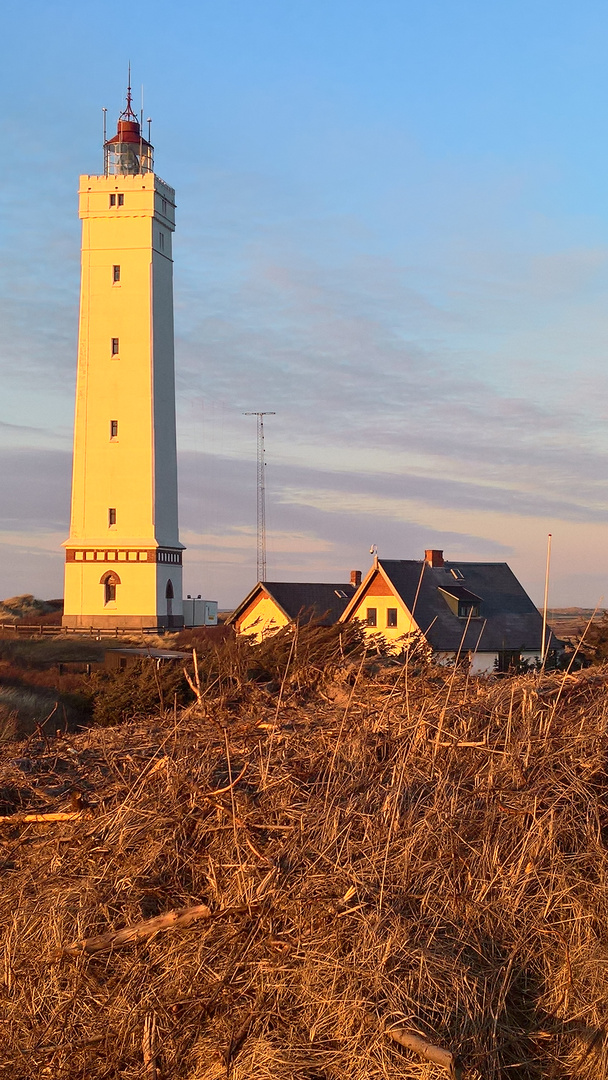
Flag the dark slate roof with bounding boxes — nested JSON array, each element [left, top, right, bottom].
[[376, 560, 561, 653], [437, 585, 482, 603], [228, 582, 357, 627]]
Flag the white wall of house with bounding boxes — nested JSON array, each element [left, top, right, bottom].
[[434, 650, 541, 674], [470, 652, 500, 675]]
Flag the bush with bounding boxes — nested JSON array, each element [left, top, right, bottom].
[[174, 624, 234, 650], [89, 659, 193, 727]]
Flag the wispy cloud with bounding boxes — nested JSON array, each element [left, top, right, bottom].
[[3, 70, 608, 607]]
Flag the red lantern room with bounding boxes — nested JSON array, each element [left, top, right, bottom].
[[104, 78, 153, 177]]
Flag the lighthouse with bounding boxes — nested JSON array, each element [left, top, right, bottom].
[[63, 82, 184, 629]]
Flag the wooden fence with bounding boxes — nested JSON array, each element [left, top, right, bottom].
[[0, 624, 161, 638]]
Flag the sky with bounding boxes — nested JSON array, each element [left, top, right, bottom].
[[2, 0, 608, 607]]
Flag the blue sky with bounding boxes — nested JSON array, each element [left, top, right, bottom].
[[2, 0, 608, 606]]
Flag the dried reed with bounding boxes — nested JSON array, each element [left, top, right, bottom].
[[0, 637, 607, 1079]]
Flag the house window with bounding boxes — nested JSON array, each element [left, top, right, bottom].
[[109, 194, 116, 207], [117, 194, 124, 206], [386, 608, 398, 628], [366, 607, 377, 627], [113, 265, 120, 282], [458, 601, 480, 618], [110, 420, 118, 439], [111, 338, 119, 355], [108, 508, 117, 527]]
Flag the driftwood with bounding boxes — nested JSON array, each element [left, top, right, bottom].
[[387, 1025, 463, 1079], [61, 903, 212, 957], [0, 811, 92, 825]]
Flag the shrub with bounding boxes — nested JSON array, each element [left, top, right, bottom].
[[174, 624, 233, 650], [89, 659, 193, 727]]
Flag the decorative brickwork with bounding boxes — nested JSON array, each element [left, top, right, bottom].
[[65, 549, 182, 565]]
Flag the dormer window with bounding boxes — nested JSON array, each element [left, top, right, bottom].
[[438, 585, 482, 619], [458, 600, 480, 618]]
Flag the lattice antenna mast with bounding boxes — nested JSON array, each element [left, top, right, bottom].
[[244, 412, 275, 581]]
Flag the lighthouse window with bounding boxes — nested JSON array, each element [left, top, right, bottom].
[[110, 420, 118, 439], [159, 231, 165, 250], [117, 194, 124, 206], [109, 194, 116, 207], [111, 338, 119, 355], [113, 265, 121, 282], [108, 508, 117, 527], [101, 571, 120, 605]]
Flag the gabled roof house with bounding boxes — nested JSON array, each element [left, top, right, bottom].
[[228, 573, 361, 641], [340, 550, 561, 673]]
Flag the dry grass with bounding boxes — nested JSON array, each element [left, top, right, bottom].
[[0, 635, 607, 1079], [0, 635, 175, 740], [0, 634, 148, 665], [0, 595, 59, 624]]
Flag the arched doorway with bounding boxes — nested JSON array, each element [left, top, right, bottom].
[[165, 579, 174, 621]]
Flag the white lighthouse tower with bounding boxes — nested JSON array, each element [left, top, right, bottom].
[[63, 82, 184, 629]]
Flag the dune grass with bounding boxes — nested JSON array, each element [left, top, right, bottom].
[[0, 631, 606, 1078]]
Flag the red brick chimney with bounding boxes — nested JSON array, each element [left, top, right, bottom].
[[425, 549, 444, 568], [350, 569, 362, 587]]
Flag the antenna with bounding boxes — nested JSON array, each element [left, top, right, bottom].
[[541, 532, 552, 665], [243, 412, 275, 581], [102, 107, 107, 173], [120, 62, 138, 122], [147, 117, 152, 142]]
